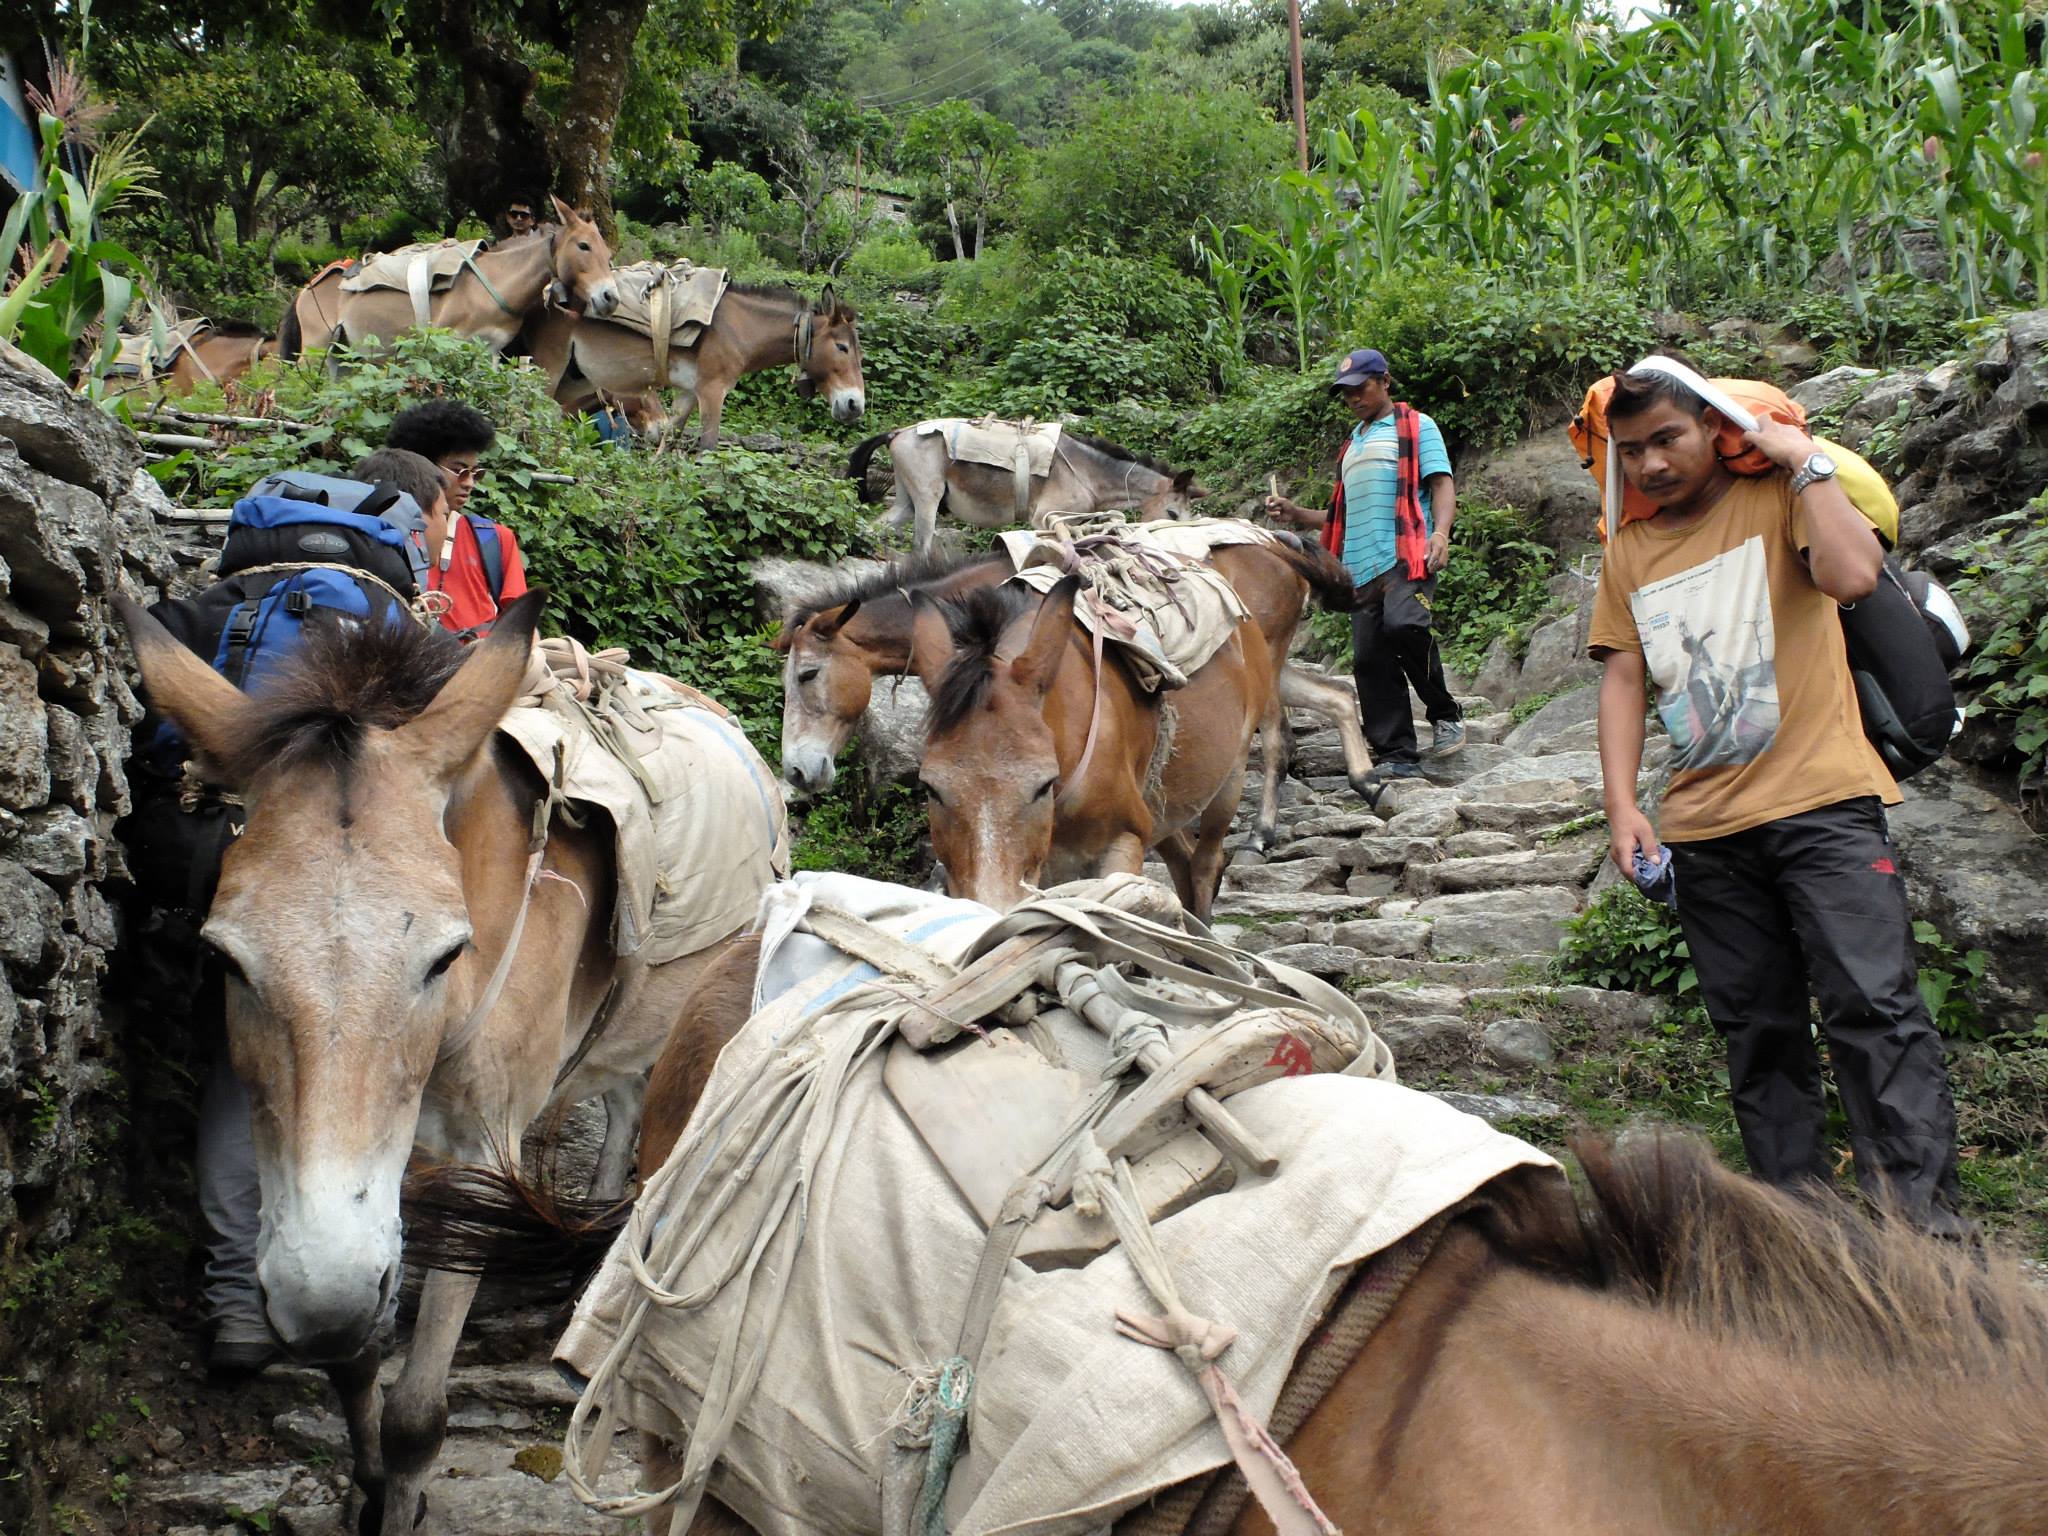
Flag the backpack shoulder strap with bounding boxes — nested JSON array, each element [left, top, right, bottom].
[[465, 513, 506, 602]]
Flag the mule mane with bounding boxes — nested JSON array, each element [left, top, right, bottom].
[[1064, 431, 1179, 480], [726, 281, 851, 317], [787, 549, 1007, 628], [925, 583, 1044, 735], [229, 613, 467, 781], [1485, 1134, 2048, 1384]]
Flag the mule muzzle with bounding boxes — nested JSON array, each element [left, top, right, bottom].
[[583, 279, 621, 319], [830, 388, 866, 424], [259, 1230, 401, 1362], [781, 747, 835, 799]]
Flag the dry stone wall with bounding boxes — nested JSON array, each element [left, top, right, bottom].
[[0, 341, 177, 1260]]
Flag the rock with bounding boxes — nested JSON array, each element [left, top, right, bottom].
[[854, 674, 928, 788], [1353, 983, 1472, 1021], [1443, 830, 1520, 859], [1459, 434, 1603, 554], [1764, 334, 1821, 375], [138, 1467, 301, 1523], [1285, 808, 1383, 840], [1417, 742, 1523, 785], [1428, 911, 1568, 960], [273, 1408, 350, 1458], [1352, 956, 1535, 989], [1433, 1090, 1566, 1126], [1346, 835, 1444, 870], [1481, 1017, 1555, 1070], [1458, 799, 1598, 834], [1467, 985, 1660, 1031], [1512, 614, 1599, 703], [0, 641, 49, 806], [1269, 835, 1365, 863], [1789, 365, 1880, 420], [1407, 846, 1602, 897], [444, 1363, 581, 1413], [0, 339, 142, 503], [1708, 316, 1767, 348], [1460, 751, 1610, 791], [0, 861, 58, 972], [1410, 885, 1582, 922], [1330, 919, 1431, 957], [1382, 804, 1461, 839], [1375, 1014, 1477, 1069], [1223, 857, 1344, 895], [1346, 870, 1400, 899], [1210, 892, 1384, 921], [1260, 943, 1367, 979], [1471, 635, 1520, 708], [1229, 920, 1311, 955], [1501, 684, 1601, 755], [1888, 762, 2048, 1023]]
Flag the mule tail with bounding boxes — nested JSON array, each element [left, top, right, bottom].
[[401, 1159, 628, 1301], [1270, 530, 1362, 612], [846, 430, 894, 503], [276, 300, 303, 362]]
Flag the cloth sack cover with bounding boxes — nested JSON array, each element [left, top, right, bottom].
[[920, 417, 1065, 478], [605, 260, 733, 348]]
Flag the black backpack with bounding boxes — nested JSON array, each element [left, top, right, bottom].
[[1839, 555, 1970, 781]]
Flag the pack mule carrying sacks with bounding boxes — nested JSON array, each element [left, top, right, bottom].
[[1571, 359, 1968, 779]]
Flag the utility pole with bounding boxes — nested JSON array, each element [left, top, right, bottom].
[[1287, 0, 1309, 172], [854, 142, 864, 217]]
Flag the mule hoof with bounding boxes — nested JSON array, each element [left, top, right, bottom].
[[414, 1492, 428, 1530], [1251, 825, 1276, 853]]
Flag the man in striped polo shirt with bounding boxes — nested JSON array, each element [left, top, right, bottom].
[[1267, 347, 1465, 787]]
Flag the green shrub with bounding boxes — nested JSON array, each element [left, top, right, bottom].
[[1553, 884, 1698, 1000], [1951, 498, 2048, 792], [1433, 499, 1559, 677], [1913, 920, 1993, 1041], [789, 769, 929, 882], [1168, 367, 1349, 495], [844, 230, 941, 293]]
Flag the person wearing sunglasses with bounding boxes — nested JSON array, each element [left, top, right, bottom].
[[388, 401, 530, 638]]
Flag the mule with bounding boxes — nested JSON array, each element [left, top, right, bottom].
[[277, 197, 621, 360], [118, 594, 766, 1535], [776, 543, 1372, 858], [912, 567, 1291, 918], [409, 933, 2048, 1536], [101, 321, 274, 398], [846, 425, 1208, 554], [526, 282, 864, 448]]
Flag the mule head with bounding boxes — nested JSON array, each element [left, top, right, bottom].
[[776, 598, 873, 798], [799, 286, 865, 425], [911, 578, 1079, 911], [118, 594, 545, 1362], [548, 195, 620, 319], [1139, 467, 1209, 522]]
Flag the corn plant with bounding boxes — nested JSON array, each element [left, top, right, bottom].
[[1234, 178, 1342, 375], [1, 65, 157, 394]]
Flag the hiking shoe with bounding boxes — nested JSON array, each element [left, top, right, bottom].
[[1428, 718, 1466, 758], [207, 1332, 279, 1380]]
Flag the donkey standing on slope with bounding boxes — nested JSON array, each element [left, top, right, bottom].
[[527, 283, 865, 448], [118, 594, 779, 1535], [847, 425, 1207, 554]]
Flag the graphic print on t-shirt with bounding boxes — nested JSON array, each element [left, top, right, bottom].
[[1628, 535, 1780, 772]]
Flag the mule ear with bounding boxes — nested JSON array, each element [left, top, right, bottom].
[[393, 590, 545, 784], [909, 594, 954, 692], [549, 193, 574, 225], [1008, 574, 1081, 699], [815, 284, 836, 314], [814, 596, 861, 638], [1172, 469, 1197, 492], [117, 595, 258, 789]]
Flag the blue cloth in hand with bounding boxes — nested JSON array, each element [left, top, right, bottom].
[[1632, 847, 1678, 911]]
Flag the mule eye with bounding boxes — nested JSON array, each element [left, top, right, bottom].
[[797, 666, 821, 684], [920, 779, 946, 808], [578, 241, 591, 252], [426, 942, 466, 982], [1032, 778, 1057, 802], [837, 342, 849, 353]]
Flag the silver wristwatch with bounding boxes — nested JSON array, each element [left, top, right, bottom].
[[1788, 450, 1838, 497]]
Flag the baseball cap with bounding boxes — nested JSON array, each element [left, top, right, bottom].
[[1332, 348, 1390, 388]]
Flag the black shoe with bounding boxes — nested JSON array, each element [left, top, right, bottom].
[[207, 1333, 280, 1379]]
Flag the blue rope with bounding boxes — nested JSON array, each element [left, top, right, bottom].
[[914, 1356, 974, 1536]]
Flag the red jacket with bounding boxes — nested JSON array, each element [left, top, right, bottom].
[[426, 515, 528, 638]]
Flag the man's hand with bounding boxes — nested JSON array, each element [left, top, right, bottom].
[[1425, 528, 1451, 574], [1609, 804, 1662, 875], [1742, 419, 1820, 473], [1264, 493, 1302, 525]]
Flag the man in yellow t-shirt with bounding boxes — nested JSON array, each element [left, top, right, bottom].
[[1588, 366, 1966, 1237]]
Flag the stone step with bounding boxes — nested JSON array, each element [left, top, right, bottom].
[[1211, 891, 1386, 921], [1220, 856, 1346, 895], [1354, 955, 1557, 990], [1463, 984, 1661, 1032], [1352, 982, 1473, 1021], [1430, 1089, 1568, 1126], [1404, 844, 1603, 897]]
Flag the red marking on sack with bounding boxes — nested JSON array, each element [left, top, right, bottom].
[[1871, 858, 1896, 874], [1267, 1035, 1316, 1077]]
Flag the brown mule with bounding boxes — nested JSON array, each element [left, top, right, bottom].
[[776, 542, 1375, 853], [410, 935, 2048, 1536], [527, 282, 865, 448], [277, 197, 620, 359], [101, 322, 275, 398], [118, 594, 768, 1536], [911, 569, 1278, 919]]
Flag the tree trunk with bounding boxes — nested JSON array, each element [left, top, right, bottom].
[[972, 206, 986, 260], [442, 0, 555, 228], [554, 0, 651, 241], [944, 197, 967, 263]]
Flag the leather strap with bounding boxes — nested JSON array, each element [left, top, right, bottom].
[[649, 275, 673, 385], [1057, 619, 1109, 813]]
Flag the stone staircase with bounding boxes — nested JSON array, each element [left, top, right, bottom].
[[142, 677, 1679, 1536]]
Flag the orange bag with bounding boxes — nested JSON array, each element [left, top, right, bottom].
[[1569, 375, 1807, 538]]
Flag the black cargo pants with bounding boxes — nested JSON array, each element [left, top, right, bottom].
[[1667, 795, 1966, 1232], [1349, 568, 1460, 766]]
